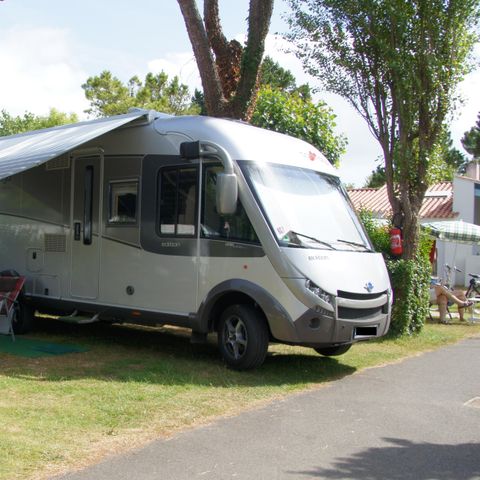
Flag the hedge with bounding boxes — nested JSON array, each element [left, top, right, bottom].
[[359, 210, 432, 336]]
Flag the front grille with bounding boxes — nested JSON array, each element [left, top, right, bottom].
[[338, 306, 383, 320], [337, 290, 387, 300]]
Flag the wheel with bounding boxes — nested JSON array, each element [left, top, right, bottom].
[[464, 300, 479, 323], [12, 299, 34, 334], [314, 344, 352, 357], [465, 289, 480, 322], [217, 304, 269, 370]]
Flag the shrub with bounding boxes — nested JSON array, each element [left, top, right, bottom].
[[359, 210, 432, 336]]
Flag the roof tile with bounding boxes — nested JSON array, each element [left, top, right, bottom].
[[347, 182, 457, 220]]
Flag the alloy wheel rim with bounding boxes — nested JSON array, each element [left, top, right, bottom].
[[223, 315, 248, 360]]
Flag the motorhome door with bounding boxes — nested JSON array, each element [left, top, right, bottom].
[[70, 155, 102, 299]]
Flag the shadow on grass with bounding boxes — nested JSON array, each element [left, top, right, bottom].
[[289, 437, 480, 479], [2, 317, 357, 387]]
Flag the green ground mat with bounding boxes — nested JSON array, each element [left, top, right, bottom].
[[0, 335, 88, 358]]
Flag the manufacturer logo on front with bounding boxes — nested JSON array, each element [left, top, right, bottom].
[[364, 282, 374, 293]]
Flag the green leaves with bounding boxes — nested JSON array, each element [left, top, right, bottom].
[[82, 70, 200, 118], [0, 109, 78, 136], [359, 209, 433, 336], [251, 86, 346, 166], [387, 256, 431, 336], [461, 112, 480, 158]]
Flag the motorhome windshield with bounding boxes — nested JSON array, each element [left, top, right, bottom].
[[240, 162, 372, 251]]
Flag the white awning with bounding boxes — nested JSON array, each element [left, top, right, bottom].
[[0, 110, 155, 180]]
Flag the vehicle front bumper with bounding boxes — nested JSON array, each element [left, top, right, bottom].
[[272, 292, 391, 348]]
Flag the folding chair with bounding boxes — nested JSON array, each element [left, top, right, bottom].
[[0, 276, 26, 341]]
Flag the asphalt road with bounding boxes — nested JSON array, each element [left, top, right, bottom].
[[56, 337, 480, 480]]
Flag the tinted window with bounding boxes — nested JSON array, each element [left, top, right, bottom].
[[108, 180, 138, 224], [159, 167, 198, 236], [202, 165, 259, 243]]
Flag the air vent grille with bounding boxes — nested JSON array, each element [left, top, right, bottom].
[[338, 306, 383, 320], [46, 155, 70, 171], [44, 234, 66, 252]]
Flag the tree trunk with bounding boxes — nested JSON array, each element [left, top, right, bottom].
[[178, 0, 274, 120], [400, 199, 420, 260], [204, 0, 243, 100], [177, 0, 226, 116], [230, 0, 274, 120]]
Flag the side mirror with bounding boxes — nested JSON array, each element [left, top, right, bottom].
[[216, 173, 238, 215]]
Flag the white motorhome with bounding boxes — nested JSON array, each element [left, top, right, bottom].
[[0, 110, 392, 369]]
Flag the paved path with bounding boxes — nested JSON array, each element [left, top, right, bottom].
[[56, 337, 480, 480]]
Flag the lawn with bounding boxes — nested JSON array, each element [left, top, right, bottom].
[[0, 317, 479, 480]]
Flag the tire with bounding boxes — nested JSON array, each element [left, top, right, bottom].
[[314, 344, 352, 357], [217, 304, 269, 370], [12, 299, 34, 334], [465, 290, 479, 322]]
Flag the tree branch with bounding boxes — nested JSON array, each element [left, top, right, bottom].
[[177, 0, 225, 115], [231, 0, 274, 119], [204, 0, 243, 99]]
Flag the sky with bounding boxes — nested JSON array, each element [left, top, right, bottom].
[[0, 0, 479, 186]]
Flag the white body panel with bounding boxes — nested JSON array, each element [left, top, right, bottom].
[[99, 239, 198, 314], [285, 249, 390, 295], [197, 255, 309, 325]]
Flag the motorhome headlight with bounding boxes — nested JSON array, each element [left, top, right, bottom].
[[305, 279, 334, 306]]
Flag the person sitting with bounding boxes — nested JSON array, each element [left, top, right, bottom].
[[432, 284, 473, 323]]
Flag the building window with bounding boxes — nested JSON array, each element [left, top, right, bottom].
[[108, 180, 138, 224], [158, 166, 198, 236]]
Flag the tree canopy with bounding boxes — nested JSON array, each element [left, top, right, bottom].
[[286, 0, 480, 259], [260, 56, 312, 99], [260, 56, 298, 94], [0, 109, 78, 136], [251, 86, 346, 166], [82, 71, 199, 117], [364, 163, 387, 188], [364, 131, 468, 187], [461, 112, 480, 158]]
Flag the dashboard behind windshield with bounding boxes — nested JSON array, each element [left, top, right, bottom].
[[240, 161, 372, 251]]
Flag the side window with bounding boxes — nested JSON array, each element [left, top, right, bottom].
[[202, 165, 259, 243], [158, 166, 198, 236], [108, 180, 138, 224]]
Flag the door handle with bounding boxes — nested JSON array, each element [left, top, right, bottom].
[[74, 222, 81, 241]]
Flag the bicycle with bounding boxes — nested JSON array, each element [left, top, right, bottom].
[[465, 272, 480, 298], [443, 263, 461, 290]]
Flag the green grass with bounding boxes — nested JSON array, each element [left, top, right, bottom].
[[0, 317, 479, 480]]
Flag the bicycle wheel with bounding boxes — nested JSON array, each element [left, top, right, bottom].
[[464, 291, 480, 323]]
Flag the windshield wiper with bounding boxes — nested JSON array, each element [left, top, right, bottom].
[[336, 239, 372, 252], [282, 241, 308, 249], [284, 231, 337, 250]]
